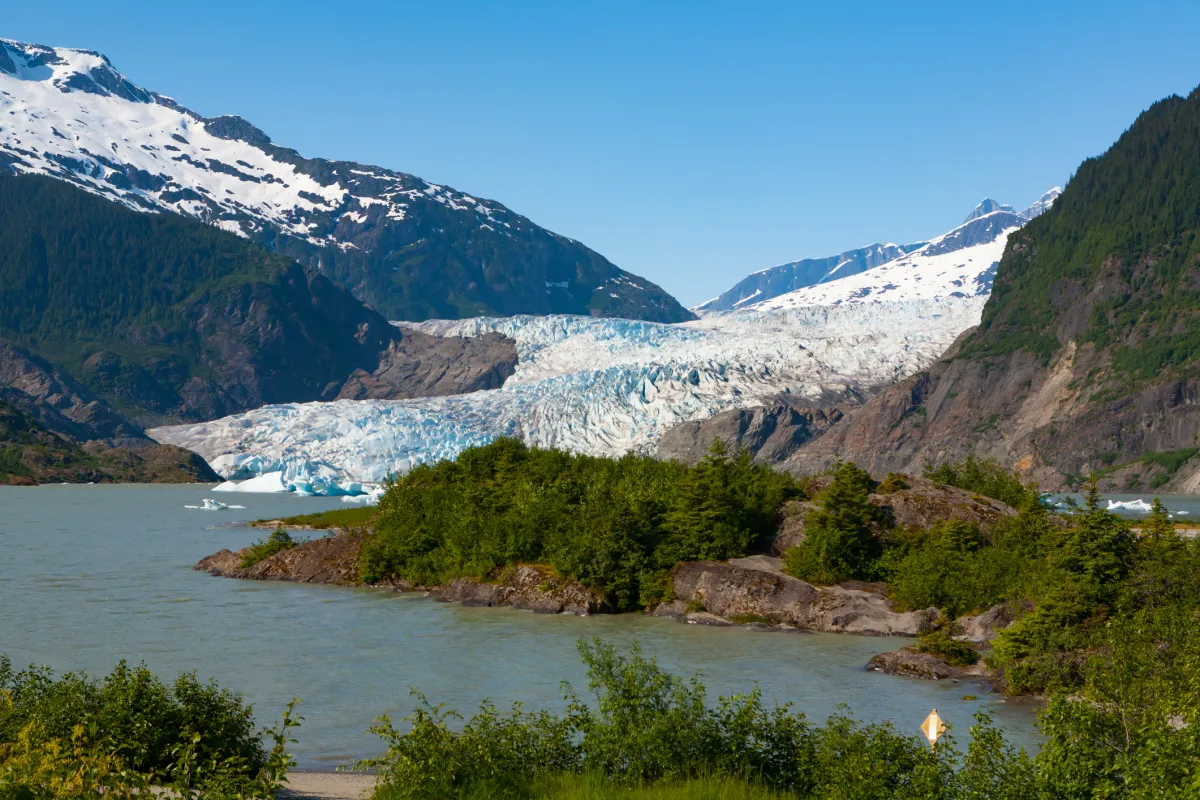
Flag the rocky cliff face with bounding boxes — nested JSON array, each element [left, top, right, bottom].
[[656, 401, 850, 465], [337, 332, 517, 401], [658, 557, 938, 636]]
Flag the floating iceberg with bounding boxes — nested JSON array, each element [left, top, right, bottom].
[[1107, 499, 1153, 512], [211, 472, 289, 494], [184, 498, 246, 511]]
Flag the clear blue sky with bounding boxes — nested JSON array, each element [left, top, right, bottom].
[[6, 1, 1200, 306]]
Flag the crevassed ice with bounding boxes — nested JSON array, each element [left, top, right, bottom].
[[150, 297, 987, 493]]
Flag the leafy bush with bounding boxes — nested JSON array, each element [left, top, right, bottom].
[[240, 526, 297, 568], [0, 658, 265, 781], [359, 439, 802, 609], [877, 472, 910, 493], [0, 660, 300, 798]]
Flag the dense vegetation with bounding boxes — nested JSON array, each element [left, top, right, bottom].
[[0, 657, 298, 798], [923, 455, 1041, 510], [969, 86, 1200, 383], [782, 458, 1200, 700], [361, 438, 802, 610], [357, 637, 1200, 799]]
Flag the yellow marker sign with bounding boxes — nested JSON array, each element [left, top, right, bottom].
[[921, 708, 947, 752]]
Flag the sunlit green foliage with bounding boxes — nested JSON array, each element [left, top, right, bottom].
[[360, 439, 802, 610], [0, 658, 300, 798], [923, 455, 1040, 510], [239, 526, 298, 568], [784, 462, 886, 584]]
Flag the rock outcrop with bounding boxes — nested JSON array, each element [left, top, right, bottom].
[[664, 557, 937, 636], [768, 476, 1019, 555], [0, 396, 218, 485], [866, 647, 983, 681], [195, 535, 607, 615], [954, 603, 1015, 644], [657, 401, 850, 465], [336, 332, 518, 400], [195, 532, 370, 586], [430, 566, 609, 616]]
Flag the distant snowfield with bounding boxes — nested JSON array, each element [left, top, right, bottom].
[[151, 296, 987, 492]]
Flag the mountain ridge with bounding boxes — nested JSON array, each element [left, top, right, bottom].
[[0, 38, 692, 323], [697, 189, 1061, 314]]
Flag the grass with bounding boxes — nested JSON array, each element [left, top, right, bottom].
[[254, 506, 377, 530]]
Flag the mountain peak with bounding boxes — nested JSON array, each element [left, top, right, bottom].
[[963, 198, 1015, 224], [0, 39, 153, 104], [1018, 186, 1062, 220]]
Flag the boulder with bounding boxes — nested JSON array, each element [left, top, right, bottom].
[[668, 560, 937, 636], [866, 647, 972, 680], [954, 604, 1015, 644], [869, 475, 1018, 530]]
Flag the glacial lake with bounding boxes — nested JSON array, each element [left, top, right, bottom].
[[1, 484, 1038, 768]]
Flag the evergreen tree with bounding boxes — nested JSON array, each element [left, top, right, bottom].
[[785, 461, 884, 584]]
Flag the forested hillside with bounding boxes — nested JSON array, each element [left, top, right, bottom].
[[0, 172, 515, 428], [783, 85, 1200, 491]]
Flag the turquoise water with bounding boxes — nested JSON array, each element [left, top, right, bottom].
[[0, 484, 1037, 768]]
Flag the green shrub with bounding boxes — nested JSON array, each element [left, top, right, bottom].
[[0, 657, 277, 788], [240, 526, 297, 568], [877, 472, 910, 493], [923, 455, 1040, 510]]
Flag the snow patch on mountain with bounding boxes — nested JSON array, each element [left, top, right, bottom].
[[150, 297, 987, 490], [740, 212, 1020, 311]]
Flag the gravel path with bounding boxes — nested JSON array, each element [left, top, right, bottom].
[[280, 771, 376, 799]]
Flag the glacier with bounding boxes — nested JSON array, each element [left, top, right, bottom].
[[151, 296, 986, 491], [149, 189, 1063, 493]]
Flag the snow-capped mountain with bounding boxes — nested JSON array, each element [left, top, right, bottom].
[[703, 189, 1062, 313], [0, 39, 691, 323], [150, 297, 985, 492], [693, 241, 927, 314]]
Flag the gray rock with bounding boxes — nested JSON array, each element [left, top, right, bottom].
[[430, 565, 608, 616], [866, 647, 971, 680], [657, 402, 849, 466], [954, 604, 1014, 644], [337, 331, 517, 400], [668, 560, 937, 636], [0, 342, 142, 440]]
